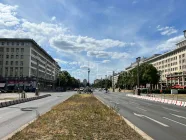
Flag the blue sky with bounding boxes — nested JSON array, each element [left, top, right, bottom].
[[0, 0, 186, 82]]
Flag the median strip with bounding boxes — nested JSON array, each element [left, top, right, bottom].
[[9, 94, 144, 140]]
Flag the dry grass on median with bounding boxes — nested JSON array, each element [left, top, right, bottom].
[[9, 94, 144, 140]]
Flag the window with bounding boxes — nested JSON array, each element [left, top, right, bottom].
[[11, 61, 13, 65], [6, 55, 9, 59], [6, 61, 8, 65], [20, 61, 23, 66], [16, 48, 19, 53], [10, 67, 13, 76], [21, 42, 24, 46], [0, 61, 1, 65], [17, 42, 19, 46], [7, 42, 9, 45], [15, 61, 18, 65], [21, 55, 24, 59], [5, 67, 8, 77], [183, 54, 185, 57], [11, 55, 14, 59], [6, 48, 9, 52], [2, 42, 4, 45], [183, 60, 185, 63], [16, 55, 19, 59], [180, 66, 182, 69], [12, 42, 14, 45], [21, 48, 24, 53], [15, 67, 18, 76], [11, 48, 14, 52]]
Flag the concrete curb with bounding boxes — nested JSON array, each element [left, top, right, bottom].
[[94, 95, 153, 140], [0, 94, 51, 108]]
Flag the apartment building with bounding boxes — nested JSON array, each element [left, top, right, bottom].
[[0, 38, 61, 91], [125, 57, 149, 72], [125, 32, 186, 87], [144, 39, 186, 86]]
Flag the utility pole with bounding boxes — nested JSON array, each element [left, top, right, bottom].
[[136, 57, 141, 88], [35, 56, 39, 96], [88, 68, 90, 86], [112, 71, 115, 92]]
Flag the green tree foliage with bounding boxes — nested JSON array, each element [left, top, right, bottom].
[[57, 71, 80, 89], [117, 63, 160, 89], [93, 79, 112, 88]]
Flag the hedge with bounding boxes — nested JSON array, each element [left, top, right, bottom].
[[140, 89, 186, 94]]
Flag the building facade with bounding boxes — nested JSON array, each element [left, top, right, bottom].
[[0, 38, 61, 91], [144, 39, 186, 87], [125, 37, 186, 88]]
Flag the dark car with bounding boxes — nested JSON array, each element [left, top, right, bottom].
[[0, 89, 7, 93]]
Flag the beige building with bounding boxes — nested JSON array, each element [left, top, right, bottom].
[[125, 33, 186, 88], [0, 38, 61, 91], [144, 39, 186, 86]]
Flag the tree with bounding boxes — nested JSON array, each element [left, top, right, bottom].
[[58, 71, 80, 90], [117, 63, 159, 89]]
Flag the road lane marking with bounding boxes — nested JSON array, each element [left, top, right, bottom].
[[136, 107, 147, 111], [170, 113, 186, 120], [163, 117, 186, 127], [162, 107, 180, 112], [130, 102, 140, 105], [134, 112, 169, 127]]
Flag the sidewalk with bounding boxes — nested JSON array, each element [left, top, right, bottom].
[[0, 93, 37, 103]]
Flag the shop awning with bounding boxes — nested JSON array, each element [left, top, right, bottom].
[[0, 83, 5, 87]]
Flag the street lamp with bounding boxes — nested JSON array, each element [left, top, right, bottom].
[[183, 30, 186, 38], [136, 57, 141, 89], [88, 68, 90, 86]]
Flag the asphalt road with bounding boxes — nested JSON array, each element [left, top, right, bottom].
[[94, 91, 186, 140], [0, 91, 75, 139]]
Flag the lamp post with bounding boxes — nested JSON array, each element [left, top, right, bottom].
[[35, 56, 39, 96], [183, 30, 186, 38], [136, 57, 141, 88], [88, 68, 90, 86]]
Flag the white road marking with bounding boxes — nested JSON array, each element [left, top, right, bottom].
[[162, 107, 180, 112], [130, 102, 140, 105], [170, 113, 186, 120], [136, 107, 147, 111], [134, 112, 169, 127], [163, 117, 186, 127]]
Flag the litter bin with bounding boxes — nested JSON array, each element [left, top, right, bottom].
[[35, 88, 39, 96], [135, 88, 141, 95]]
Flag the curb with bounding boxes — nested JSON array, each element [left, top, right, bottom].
[[94, 95, 153, 140], [0, 94, 51, 108]]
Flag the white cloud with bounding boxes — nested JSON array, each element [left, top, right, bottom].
[[54, 58, 68, 64], [156, 35, 184, 51], [0, 3, 19, 27], [49, 34, 135, 53], [51, 16, 56, 21], [102, 60, 110, 63], [87, 51, 131, 59], [157, 25, 178, 36]]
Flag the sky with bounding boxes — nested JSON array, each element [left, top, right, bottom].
[[0, 0, 186, 83]]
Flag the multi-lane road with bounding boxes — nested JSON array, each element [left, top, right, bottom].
[[1, 91, 186, 140], [0, 92, 75, 140], [94, 91, 186, 140]]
